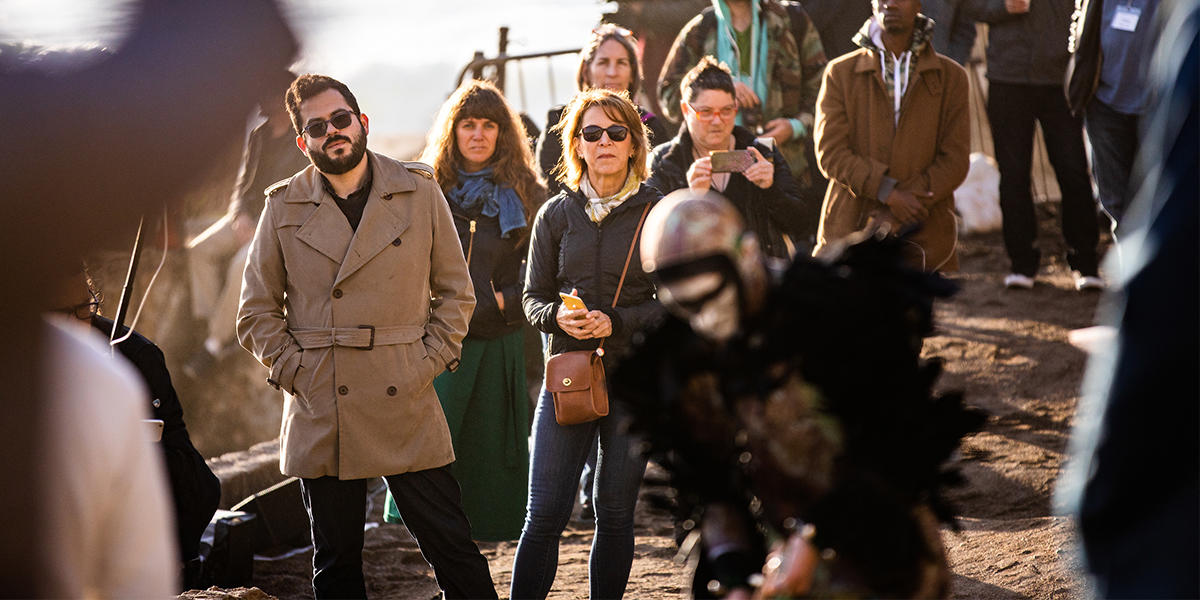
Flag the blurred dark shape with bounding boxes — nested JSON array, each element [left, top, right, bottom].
[[92, 316, 222, 590], [1059, 1, 1199, 597], [0, 1, 294, 594]]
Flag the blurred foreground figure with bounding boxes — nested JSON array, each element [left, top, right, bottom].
[[612, 190, 984, 598], [1058, 2, 1199, 597], [41, 316, 178, 597], [0, 1, 294, 593]]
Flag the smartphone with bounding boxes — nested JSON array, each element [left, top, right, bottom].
[[710, 149, 755, 173], [559, 292, 587, 311], [142, 419, 164, 443]]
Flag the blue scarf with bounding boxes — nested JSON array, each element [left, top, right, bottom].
[[446, 167, 527, 239], [713, 0, 770, 128]]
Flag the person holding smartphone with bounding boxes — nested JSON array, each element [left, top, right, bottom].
[[648, 57, 808, 259], [514, 88, 664, 599]]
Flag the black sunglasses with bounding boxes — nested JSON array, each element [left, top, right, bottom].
[[303, 110, 356, 138], [579, 124, 629, 143]]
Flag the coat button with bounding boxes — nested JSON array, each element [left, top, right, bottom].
[[392, 237, 402, 246], [332, 288, 343, 298], [386, 386, 397, 396], [338, 385, 349, 395]]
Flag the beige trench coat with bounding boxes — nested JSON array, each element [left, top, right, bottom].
[[238, 151, 475, 480], [812, 44, 970, 271]]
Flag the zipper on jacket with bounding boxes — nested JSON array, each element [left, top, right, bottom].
[[466, 219, 476, 266]]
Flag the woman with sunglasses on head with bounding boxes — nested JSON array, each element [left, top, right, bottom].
[[381, 79, 546, 542], [537, 24, 670, 198], [512, 88, 664, 599]]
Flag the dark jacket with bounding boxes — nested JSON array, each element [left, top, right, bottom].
[[646, 125, 809, 259], [90, 316, 220, 564], [523, 184, 664, 366], [536, 104, 671, 198], [968, 0, 1077, 85], [449, 207, 527, 340]]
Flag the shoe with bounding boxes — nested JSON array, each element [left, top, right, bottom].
[[1074, 272, 1105, 292], [1004, 273, 1035, 289], [579, 501, 595, 522]]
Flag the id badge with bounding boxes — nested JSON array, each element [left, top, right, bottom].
[[1112, 4, 1141, 32]]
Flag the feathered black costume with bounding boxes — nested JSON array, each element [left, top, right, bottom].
[[611, 236, 986, 597]]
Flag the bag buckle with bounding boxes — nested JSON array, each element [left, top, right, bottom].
[[358, 324, 375, 350]]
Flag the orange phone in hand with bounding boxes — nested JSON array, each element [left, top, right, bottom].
[[559, 292, 587, 311]]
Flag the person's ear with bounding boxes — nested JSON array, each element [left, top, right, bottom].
[[737, 232, 763, 275], [680, 99, 689, 118], [296, 134, 308, 154], [359, 113, 370, 135]]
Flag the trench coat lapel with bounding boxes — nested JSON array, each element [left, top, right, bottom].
[[293, 176, 354, 266], [334, 153, 416, 286]]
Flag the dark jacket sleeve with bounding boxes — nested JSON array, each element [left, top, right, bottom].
[[964, 0, 1020, 23], [645, 146, 686, 197], [756, 140, 809, 238], [523, 198, 564, 335]]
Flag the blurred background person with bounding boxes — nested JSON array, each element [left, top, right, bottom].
[[1059, 2, 1198, 596], [383, 80, 546, 542], [78, 269, 222, 589], [647, 57, 806, 261], [513, 88, 663, 599], [967, 0, 1104, 291], [184, 69, 310, 378], [0, 1, 295, 593], [1070, 0, 1161, 231], [657, 0, 827, 246], [537, 24, 670, 198]]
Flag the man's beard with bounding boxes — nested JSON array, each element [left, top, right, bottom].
[[309, 131, 367, 175]]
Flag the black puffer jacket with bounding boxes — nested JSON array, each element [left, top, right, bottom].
[[646, 125, 809, 259], [537, 104, 672, 197], [523, 183, 664, 365], [449, 207, 527, 340]]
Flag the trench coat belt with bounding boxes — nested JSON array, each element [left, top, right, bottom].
[[290, 325, 424, 350]]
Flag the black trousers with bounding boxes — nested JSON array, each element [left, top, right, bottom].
[[300, 466, 497, 600], [987, 82, 1100, 277]]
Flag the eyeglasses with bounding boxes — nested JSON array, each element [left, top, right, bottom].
[[303, 110, 356, 138], [57, 300, 99, 320], [687, 103, 737, 120], [579, 124, 629, 143]]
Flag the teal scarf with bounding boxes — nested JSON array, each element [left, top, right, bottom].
[[713, 0, 770, 127]]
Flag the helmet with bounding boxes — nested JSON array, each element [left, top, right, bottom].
[[640, 189, 746, 274]]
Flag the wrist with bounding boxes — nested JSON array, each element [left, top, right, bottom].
[[787, 117, 806, 141]]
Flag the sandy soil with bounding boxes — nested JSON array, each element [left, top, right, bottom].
[[186, 203, 1108, 600]]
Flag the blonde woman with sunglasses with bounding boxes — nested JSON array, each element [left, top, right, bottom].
[[512, 88, 664, 599]]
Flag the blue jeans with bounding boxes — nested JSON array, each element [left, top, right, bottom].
[[510, 385, 648, 599], [1085, 97, 1141, 232]]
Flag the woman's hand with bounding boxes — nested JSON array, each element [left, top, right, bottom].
[[494, 290, 505, 312], [556, 303, 590, 340], [578, 310, 612, 339], [742, 146, 774, 189], [688, 156, 714, 193]]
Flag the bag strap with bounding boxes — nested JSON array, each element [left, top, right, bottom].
[[597, 200, 652, 352]]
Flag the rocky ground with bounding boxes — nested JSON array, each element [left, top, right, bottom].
[[180, 203, 1109, 599]]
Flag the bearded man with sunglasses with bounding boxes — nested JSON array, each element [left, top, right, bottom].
[[237, 74, 494, 600], [647, 57, 808, 260]]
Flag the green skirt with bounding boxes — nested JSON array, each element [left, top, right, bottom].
[[384, 330, 530, 541]]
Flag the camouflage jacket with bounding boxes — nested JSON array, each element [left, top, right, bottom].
[[657, 0, 827, 181]]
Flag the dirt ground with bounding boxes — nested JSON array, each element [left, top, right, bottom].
[[189, 203, 1109, 600]]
